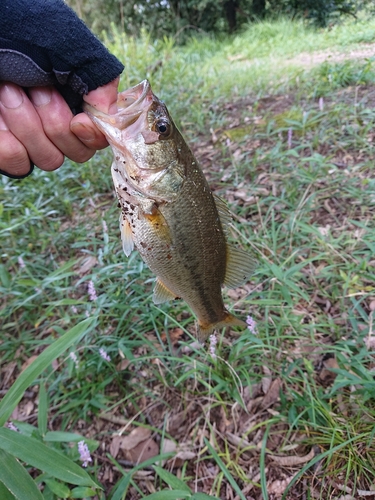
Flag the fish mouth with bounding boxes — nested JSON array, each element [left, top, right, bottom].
[[83, 80, 154, 134]]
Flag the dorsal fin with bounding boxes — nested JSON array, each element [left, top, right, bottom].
[[214, 195, 256, 288], [213, 194, 232, 232], [224, 245, 256, 289]]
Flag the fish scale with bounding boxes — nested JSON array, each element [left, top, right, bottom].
[[84, 80, 254, 340]]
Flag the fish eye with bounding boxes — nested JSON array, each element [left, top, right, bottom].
[[154, 119, 171, 137]]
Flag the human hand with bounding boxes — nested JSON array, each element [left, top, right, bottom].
[[0, 78, 119, 178]]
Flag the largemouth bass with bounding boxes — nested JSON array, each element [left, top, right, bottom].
[[84, 80, 254, 340]]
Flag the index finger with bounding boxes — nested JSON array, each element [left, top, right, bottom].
[[83, 77, 119, 113]]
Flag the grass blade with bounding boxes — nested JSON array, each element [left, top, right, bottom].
[[153, 465, 191, 492], [37, 383, 48, 436], [204, 438, 246, 500], [0, 317, 95, 426], [0, 449, 43, 500], [0, 428, 98, 488]]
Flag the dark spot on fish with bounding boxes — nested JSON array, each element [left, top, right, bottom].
[[123, 187, 127, 191], [167, 254, 172, 259], [114, 168, 120, 173], [130, 204, 135, 211], [140, 241, 147, 248], [117, 202, 121, 208], [148, 247, 152, 251], [115, 156, 120, 161]]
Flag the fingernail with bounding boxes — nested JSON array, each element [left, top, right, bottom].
[[29, 87, 52, 106], [0, 84, 23, 109], [71, 122, 95, 143]]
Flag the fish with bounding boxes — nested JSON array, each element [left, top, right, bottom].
[[84, 80, 254, 341]]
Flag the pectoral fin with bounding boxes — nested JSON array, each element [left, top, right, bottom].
[[224, 245, 256, 289], [120, 216, 134, 257], [153, 278, 179, 304]]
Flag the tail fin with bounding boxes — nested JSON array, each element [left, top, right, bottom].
[[197, 312, 247, 342]]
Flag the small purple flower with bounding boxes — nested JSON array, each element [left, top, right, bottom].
[[18, 256, 26, 269], [7, 422, 19, 432], [209, 333, 218, 359], [319, 97, 324, 111], [78, 440, 92, 467], [71, 305, 78, 314], [99, 348, 111, 362], [87, 280, 98, 301], [287, 128, 293, 149], [246, 315, 258, 335]]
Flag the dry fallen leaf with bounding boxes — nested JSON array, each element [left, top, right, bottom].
[[319, 356, 339, 384], [76, 256, 98, 275], [116, 359, 130, 372], [109, 435, 122, 459], [124, 438, 159, 464], [261, 378, 282, 409], [161, 328, 185, 344], [268, 476, 294, 497], [270, 447, 316, 466], [120, 427, 159, 464], [120, 427, 151, 450]]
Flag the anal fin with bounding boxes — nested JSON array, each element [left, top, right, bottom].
[[153, 278, 178, 304]]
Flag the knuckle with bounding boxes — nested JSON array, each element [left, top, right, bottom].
[[0, 139, 30, 175], [34, 151, 64, 171], [71, 148, 95, 163]]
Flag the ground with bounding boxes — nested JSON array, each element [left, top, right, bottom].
[[1, 50, 375, 499]]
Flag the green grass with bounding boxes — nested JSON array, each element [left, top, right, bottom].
[[1, 15, 375, 500]]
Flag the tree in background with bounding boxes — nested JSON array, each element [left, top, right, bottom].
[[67, 0, 360, 39]]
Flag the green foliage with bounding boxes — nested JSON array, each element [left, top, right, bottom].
[[67, 0, 360, 40], [0, 320, 100, 499], [67, 0, 253, 39], [2, 15, 375, 498], [267, 0, 356, 27]]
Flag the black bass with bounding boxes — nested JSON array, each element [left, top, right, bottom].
[[84, 80, 254, 340]]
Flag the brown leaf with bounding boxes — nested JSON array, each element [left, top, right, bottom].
[[110, 435, 122, 458], [268, 476, 294, 496], [261, 378, 282, 409], [116, 359, 130, 372], [76, 256, 98, 275], [0, 361, 17, 389], [160, 328, 185, 344], [125, 438, 159, 464], [120, 427, 151, 451], [318, 356, 339, 384], [270, 447, 316, 466]]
